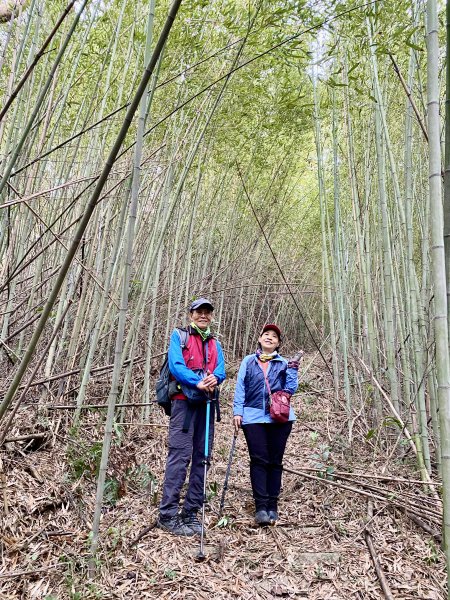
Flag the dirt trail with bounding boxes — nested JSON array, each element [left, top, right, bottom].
[[0, 360, 445, 599]]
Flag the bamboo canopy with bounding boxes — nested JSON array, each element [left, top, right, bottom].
[[0, 0, 449, 597]]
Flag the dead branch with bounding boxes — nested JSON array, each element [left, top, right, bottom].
[[129, 523, 156, 547], [364, 500, 395, 600]]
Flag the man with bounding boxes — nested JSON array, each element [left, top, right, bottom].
[[157, 298, 226, 536]]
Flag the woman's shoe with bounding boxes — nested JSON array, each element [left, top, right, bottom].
[[268, 510, 279, 523], [255, 510, 271, 526]]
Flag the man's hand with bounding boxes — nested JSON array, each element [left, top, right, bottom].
[[233, 415, 242, 433], [202, 373, 218, 388], [196, 380, 211, 392], [197, 373, 218, 395]]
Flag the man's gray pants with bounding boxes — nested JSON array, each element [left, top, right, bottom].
[[159, 399, 215, 518]]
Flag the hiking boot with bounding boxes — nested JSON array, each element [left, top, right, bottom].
[[255, 510, 271, 526], [268, 510, 279, 523], [181, 509, 202, 535], [157, 514, 195, 536]]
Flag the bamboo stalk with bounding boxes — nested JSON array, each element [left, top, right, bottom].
[[88, 0, 184, 572], [0, 299, 73, 443], [364, 501, 395, 600], [0, 0, 76, 123], [427, 2, 450, 590], [0, 0, 183, 425]]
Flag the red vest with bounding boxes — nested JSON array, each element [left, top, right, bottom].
[[173, 332, 218, 400], [182, 334, 218, 372]]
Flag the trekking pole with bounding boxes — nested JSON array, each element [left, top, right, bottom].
[[196, 395, 212, 561], [218, 432, 238, 518]]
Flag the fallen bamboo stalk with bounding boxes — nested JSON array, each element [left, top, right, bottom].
[[388, 53, 428, 143], [356, 357, 418, 456], [329, 472, 441, 510], [284, 467, 442, 520], [290, 465, 442, 486], [0, 175, 98, 210], [115, 423, 169, 427], [0, 0, 77, 123], [402, 511, 442, 543], [0, 563, 65, 578], [47, 402, 159, 410], [2, 433, 47, 444], [356, 357, 441, 502], [0, 353, 163, 395], [364, 501, 395, 600], [2, 313, 41, 343], [0, 457, 7, 516]]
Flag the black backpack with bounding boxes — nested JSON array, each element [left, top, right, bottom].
[[156, 328, 190, 416]]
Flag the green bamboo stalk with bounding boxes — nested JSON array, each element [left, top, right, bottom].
[[312, 72, 340, 409], [0, 0, 184, 426], [342, 56, 378, 383], [0, 0, 88, 200], [331, 86, 351, 419], [445, 0, 450, 349], [0, 0, 76, 123], [427, 1, 450, 590], [368, 22, 400, 414], [88, 0, 183, 569]]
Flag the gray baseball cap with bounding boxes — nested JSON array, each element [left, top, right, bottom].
[[189, 298, 214, 311]]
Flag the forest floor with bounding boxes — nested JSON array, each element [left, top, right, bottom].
[[0, 356, 446, 599]]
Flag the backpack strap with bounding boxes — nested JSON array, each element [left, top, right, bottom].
[[203, 338, 209, 371], [261, 366, 273, 406], [182, 404, 195, 432], [176, 327, 190, 349]]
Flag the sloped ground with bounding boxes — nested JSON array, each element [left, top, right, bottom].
[[0, 359, 446, 599]]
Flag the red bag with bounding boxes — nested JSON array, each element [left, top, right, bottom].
[[269, 390, 291, 423], [262, 369, 291, 423]]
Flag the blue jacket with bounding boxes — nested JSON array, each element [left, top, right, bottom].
[[233, 354, 298, 425], [168, 328, 226, 389]]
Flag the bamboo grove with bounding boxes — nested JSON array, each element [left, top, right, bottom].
[[1, 0, 450, 590]]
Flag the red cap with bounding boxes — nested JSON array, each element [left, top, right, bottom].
[[261, 323, 282, 339]]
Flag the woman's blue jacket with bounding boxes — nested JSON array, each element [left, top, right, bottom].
[[233, 353, 299, 425]]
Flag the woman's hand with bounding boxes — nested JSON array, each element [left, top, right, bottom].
[[288, 350, 304, 369], [233, 415, 242, 433]]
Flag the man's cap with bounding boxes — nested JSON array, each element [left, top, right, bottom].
[[190, 298, 214, 312], [261, 323, 282, 339]]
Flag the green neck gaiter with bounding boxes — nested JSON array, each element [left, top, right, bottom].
[[191, 322, 211, 341]]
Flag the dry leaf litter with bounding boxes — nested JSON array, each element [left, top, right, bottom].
[[0, 356, 446, 599]]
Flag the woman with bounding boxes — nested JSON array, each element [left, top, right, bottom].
[[233, 324, 300, 526]]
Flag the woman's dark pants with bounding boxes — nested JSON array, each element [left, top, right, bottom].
[[242, 421, 292, 512], [159, 399, 214, 519]]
